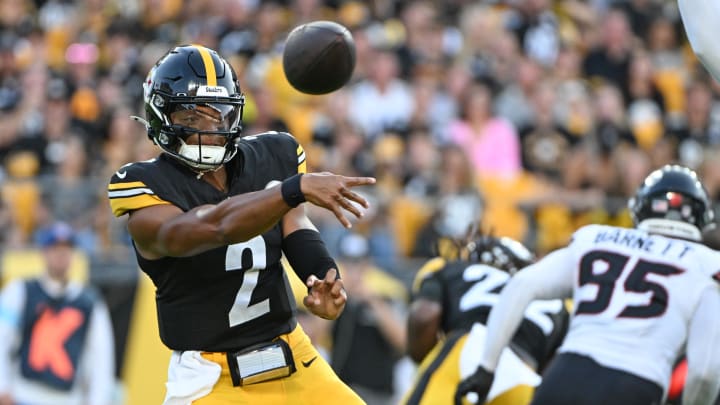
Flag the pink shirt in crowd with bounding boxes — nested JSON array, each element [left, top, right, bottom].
[[448, 118, 522, 179]]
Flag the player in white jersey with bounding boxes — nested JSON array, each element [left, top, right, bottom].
[[455, 165, 720, 405]]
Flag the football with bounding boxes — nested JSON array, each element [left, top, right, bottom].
[[282, 20, 356, 95]]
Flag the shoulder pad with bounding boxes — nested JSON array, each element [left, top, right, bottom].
[[241, 132, 306, 174], [107, 159, 172, 217], [569, 224, 608, 246]]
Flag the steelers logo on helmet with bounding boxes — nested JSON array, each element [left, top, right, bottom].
[[142, 45, 245, 171]]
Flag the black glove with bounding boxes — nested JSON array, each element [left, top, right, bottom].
[[455, 366, 495, 405]]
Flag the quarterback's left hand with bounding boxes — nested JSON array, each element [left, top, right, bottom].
[[304, 268, 346, 320], [455, 366, 494, 405]]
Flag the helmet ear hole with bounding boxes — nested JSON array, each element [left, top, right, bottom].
[[152, 94, 165, 108], [157, 133, 171, 146]]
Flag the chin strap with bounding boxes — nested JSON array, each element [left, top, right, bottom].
[[195, 163, 225, 180], [130, 115, 151, 129]]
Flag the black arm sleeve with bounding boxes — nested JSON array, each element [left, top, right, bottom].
[[282, 229, 339, 282]]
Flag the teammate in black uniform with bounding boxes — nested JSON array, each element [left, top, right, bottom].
[[107, 45, 372, 404], [402, 235, 568, 405]]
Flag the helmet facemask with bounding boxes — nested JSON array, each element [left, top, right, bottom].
[[158, 99, 242, 171]]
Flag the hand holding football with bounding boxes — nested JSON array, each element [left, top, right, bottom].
[[282, 21, 356, 95]]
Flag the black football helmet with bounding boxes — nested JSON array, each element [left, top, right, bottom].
[[467, 236, 535, 275], [629, 164, 714, 241], [140, 45, 245, 171]]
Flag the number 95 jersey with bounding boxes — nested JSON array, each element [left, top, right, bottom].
[[555, 224, 720, 390], [107, 132, 307, 352]]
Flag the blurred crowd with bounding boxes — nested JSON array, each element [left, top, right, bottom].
[[1, 0, 719, 266], [1, 0, 719, 403], [0, 0, 717, 260]]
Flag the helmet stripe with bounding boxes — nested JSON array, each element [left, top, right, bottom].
[[194, 45, 217, 86]]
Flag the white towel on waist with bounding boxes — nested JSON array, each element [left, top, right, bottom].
[[163, 351, 222, 405]]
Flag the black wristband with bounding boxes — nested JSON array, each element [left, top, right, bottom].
[[281, 173, 306, 208]]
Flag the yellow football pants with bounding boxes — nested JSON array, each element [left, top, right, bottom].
[[194, 324, 365, 405]]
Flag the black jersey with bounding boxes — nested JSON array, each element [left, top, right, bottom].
[[108, 132, 307, 352], [413, 257, 569, 371]]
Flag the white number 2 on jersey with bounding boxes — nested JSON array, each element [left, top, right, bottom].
[[225, 236, 269, 327], [459, 264, 562, 335]]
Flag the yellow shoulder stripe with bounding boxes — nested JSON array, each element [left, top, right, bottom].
[[109, 181, 146, 190], [412, 257, 446, 293], [297, 144, 307, 174], [110, 194, 171, 217]]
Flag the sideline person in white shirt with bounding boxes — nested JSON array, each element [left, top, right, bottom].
[[0, 222, 115, 405]]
